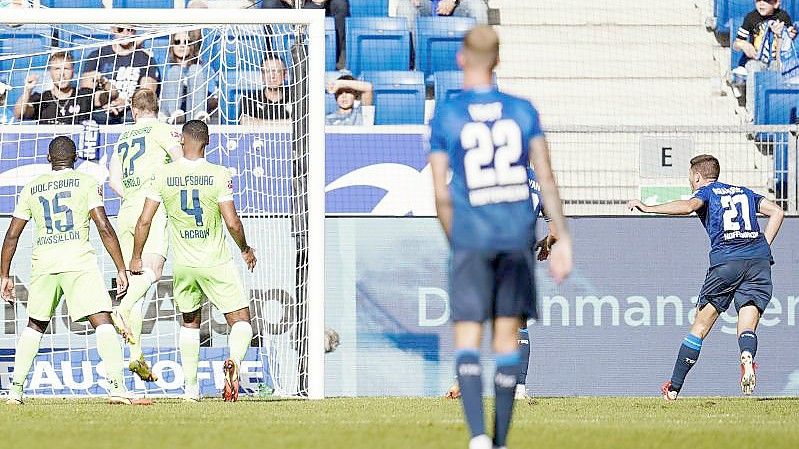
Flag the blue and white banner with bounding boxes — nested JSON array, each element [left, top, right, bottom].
[[0, 128, 431, 216], [324, 217, 799, 397]]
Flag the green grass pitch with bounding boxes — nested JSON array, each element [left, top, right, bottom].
[[3, 396, 799, 449]]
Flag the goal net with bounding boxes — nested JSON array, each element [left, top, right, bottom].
[[0, 8, 325, 399]]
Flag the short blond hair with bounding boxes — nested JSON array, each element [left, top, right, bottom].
[[131, 88, 159, 114], [462, 25, 499, 71]]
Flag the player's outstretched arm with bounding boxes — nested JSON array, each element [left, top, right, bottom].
[[131, 199, 160, 274], [0, 218, 27, 303], [627, 198, 703, 216], [758, 198, 785, 245], [530, 136, 571, 283], [90, 206, 129, 299], [429, 152, 453, 240], [108, 151, 124, 197], [220, 201, 256, 272]]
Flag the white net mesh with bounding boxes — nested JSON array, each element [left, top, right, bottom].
[[0, 18, 319, 398]]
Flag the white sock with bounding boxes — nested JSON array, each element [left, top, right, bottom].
[[179, 326, 200, 387], [228, 321, 253, 366]]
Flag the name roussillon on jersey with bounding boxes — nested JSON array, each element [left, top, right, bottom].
[[30, 178, 80, 195], [166, 175, 215, 187], [36, 230, 81, 246]]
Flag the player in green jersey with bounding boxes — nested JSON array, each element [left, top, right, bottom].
[[131, 120, 256, 402], [108, 88, 182, 382], [1, 136, 136, 405]]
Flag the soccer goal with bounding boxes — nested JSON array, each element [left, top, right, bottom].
[[0, 8, 326, 399]]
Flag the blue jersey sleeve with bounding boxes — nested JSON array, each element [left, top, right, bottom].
[[427, 105, 449, 153], [692, 186, 710, 204], [748, 188, 764, 210]]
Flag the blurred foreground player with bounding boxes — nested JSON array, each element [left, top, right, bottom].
[[445, 166, 558, 400], [628, 154, 784, 399], [429, 25, 572, 449]]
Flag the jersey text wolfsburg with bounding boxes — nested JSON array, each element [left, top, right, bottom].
[[13, 169, 104, 275], [149, 158, 234, 267]]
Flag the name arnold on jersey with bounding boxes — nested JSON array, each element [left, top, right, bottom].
[[30, 178, 80, 195], [167, 175, 215, 187], [119, 126, 154, 141]]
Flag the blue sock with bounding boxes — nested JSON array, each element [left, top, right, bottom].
[[517, 327, 530, 385], [456, 349, 484, 438], [494, 350, 521, 448], [738, 330, 758, 358], [670, 334, 702, 392]]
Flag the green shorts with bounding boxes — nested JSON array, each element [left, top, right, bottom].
[[172, 261, 249, 314], [27, 270, 112, 322], [118, 200, 168, 263]]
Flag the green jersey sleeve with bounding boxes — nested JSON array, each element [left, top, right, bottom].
[[84, 177, 104, 211], [12, 185, 32, 221], [217, 167, 234, 203]]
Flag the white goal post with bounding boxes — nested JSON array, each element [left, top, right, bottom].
[[0, 8, 326, 399]]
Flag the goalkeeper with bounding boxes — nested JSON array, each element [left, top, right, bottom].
[[131, 120, 256, 402], [109, 88, 182, 382]]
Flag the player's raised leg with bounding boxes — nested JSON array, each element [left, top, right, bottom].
[[121, 254, 164, 383], [222, 307, 253, 403], [663, 304, 718, 400], [6, 319, 47, 405]]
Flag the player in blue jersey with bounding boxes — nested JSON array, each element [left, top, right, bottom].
[[429, 25, 572, 449], [628, 154, 784, 399], [445, 166, 558, 400]]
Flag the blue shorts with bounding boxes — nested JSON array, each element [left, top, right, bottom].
[[449, 249, 537, 323], [697, 259, 772, 314]]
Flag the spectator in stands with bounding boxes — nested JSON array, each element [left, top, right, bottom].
[[262, 0, 350, 70], [80, 25, 160, 125], [160, 30, 210, 124], [733, 0, 797, 113], [13, 52, 95, 125], [239, 55, 291, 124], [325, 74, 372, 125], [398, 0, 488, 40]]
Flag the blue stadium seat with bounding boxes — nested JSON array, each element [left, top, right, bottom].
[[720, 0, 753, 35], [325, 17, 336, 71], [113, 0, 181, 7], [754, 71, 799, 124], [346, 17, 410, 76], [361, 70, 425, 125], [220, 70, 263, 125], [730, 17, 744, 70], [349, 0, 389, 16], [41, 0, 103, 7], [224, 32, 269, 71], [432, 71, 463, 103], [140, 35, 171, 67], [0, 26, 52, 71], [415, 17, 474, 77]]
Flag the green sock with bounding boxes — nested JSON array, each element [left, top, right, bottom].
[[179, 326, 200, 387], [128, 302, 144, 361], [118, 271, 154, 314], [12, 327, 43, 395], [228, 321, 253, 365], [95, 323, 126, 394]]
